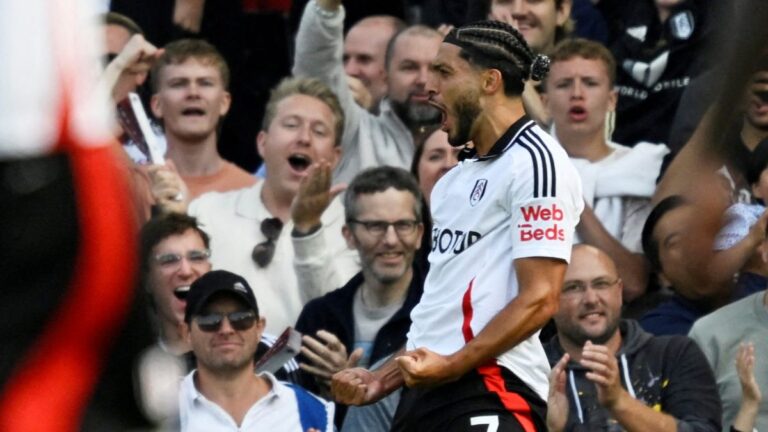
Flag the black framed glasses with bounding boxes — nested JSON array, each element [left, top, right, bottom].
[[154, 249, 211, 270], [347, 219, 420, 238], [194, 310, 257, 332], [252, 218, 283, 268]]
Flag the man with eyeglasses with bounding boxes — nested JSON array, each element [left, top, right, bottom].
[[140, 213, 215, 354], [294, 166, 425, 429], [139, 213, 299, 381], [179, 270, 334, 431], [544, 244, 721, 432]]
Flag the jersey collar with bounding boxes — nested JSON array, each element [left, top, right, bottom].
[[460, 115, 534, 162]]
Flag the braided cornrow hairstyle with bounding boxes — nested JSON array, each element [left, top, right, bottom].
[[444, 20, 551, 96]]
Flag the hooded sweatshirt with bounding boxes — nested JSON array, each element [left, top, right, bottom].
[[544, 319, 721, 432]]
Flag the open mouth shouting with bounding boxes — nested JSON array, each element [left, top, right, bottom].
[[568, 105, 588, 122], [181, 107, 206, 117], [429, 100, 449, 131], [174, 285, 191, 300], [287, 153, 313, 174]]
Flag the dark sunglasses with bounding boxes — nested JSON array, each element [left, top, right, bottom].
[[194, 310, 257, 332], [251, 217, 283, 268]]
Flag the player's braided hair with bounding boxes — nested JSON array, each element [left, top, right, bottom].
[[444, 20, 550, 95]]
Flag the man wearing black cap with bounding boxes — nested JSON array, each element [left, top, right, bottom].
[[138, 213, 300, 383], [178, 270, 334, 432]]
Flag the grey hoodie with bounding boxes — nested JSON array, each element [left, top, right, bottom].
[[544, 319, 721, 432]]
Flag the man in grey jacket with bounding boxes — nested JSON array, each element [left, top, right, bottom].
[[293, 0, 443, 184]]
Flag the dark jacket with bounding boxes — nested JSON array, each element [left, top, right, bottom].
[[294, 267, 424, 388], [598, 0, 714, 146], [544, 320, 721, 432], [638, 293, 711, 336]]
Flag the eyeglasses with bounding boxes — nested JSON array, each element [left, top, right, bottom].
[[347, 219, 420, 238], [562, 278, 620, 296], [194, 310, 257, 332], [154, 249, 211, 269], [252, 218, 283, 268]]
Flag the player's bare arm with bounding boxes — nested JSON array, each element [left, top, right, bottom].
[[397, 257, 565, 387]]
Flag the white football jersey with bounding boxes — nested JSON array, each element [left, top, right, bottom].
[[0, 0, 113, 157], [407, 117, 583, 400]]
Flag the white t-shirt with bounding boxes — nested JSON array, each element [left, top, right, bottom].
[[189, 182, 360, 334], [568, 141, 668, 253], [407, 117, 583, 400]]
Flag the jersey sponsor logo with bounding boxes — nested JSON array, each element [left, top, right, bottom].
[[517, 203, 565, 242], [469, 179, 488, 206], [432, 227, 482, 254]]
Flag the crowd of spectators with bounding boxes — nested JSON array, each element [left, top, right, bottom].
[[4, 0, 768, 430]]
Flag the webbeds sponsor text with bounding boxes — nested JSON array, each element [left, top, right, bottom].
[[518, 203, 565, 242]]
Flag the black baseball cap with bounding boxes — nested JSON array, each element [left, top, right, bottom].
[[184, 270, 259, 322]]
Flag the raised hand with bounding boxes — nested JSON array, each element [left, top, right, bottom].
[[291, 160, 346, 233], [736, 342, 761, 404], [107, 34, 163, 103], [580, 341, 624, 409], [148, 159, 189, 214], [300, 329, 364, 389], [547, 353, 571, 432], [347, 75, 374, 111], [732, 342, 762, 432]]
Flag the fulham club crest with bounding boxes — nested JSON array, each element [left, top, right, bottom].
[[670, 10, 694, 40], [469, 179, 488, 206]]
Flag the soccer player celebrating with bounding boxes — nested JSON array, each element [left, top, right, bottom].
[[332, 20, 583, 431]]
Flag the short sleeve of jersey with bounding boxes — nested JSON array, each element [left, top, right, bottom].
[[507, 140, 583, 262]]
